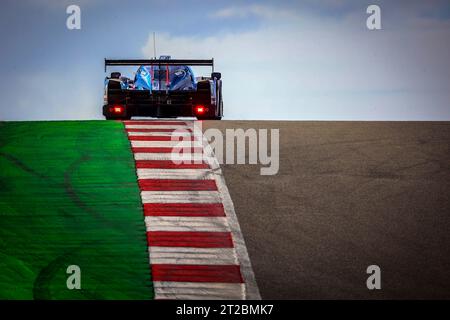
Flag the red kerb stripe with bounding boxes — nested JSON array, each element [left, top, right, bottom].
[[151, 264, 243, 283], [135, 160, 209, 169], [147, 231, 233, 248], [144, 203, 225, 217], [139, 179, 217, 191], [124, 121, 187, 125], [129, 136, 196, 141]]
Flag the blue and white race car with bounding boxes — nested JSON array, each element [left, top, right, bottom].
[[103, 56, 223, 120]]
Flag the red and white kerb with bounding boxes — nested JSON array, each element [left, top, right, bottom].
[[124, 120, 260, 300]]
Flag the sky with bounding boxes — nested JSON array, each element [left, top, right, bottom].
[[0, 0, 449, 121]]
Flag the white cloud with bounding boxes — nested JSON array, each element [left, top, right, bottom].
[[210, 4, 296, 21], [143, 5, 450, 120]]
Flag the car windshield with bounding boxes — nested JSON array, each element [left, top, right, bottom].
[[145, 66, 196, 90], [147, 66, 188, 81]]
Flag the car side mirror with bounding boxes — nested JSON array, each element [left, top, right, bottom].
[[211, 72, 221, 80]]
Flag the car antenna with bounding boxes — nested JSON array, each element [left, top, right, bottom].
[[153, 32, 157, 59]]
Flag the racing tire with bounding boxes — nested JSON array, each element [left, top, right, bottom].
[[211, 98, 223, 120]]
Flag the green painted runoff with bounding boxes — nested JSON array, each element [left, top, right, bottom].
[[0, 121, 152, 299]]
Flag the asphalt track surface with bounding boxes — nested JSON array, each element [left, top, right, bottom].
[[203, 121, 450, 299]]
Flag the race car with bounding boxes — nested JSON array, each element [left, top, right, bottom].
[[103, 56, 223, 120]]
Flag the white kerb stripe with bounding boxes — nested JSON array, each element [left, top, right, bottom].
[[134, 153, 207, 161], [145, 216, 229, 232], [148, 247, 237, 265], [153, 282, 245, 300], [141, 191, 221, 204], [137, 168, 215, 180]]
